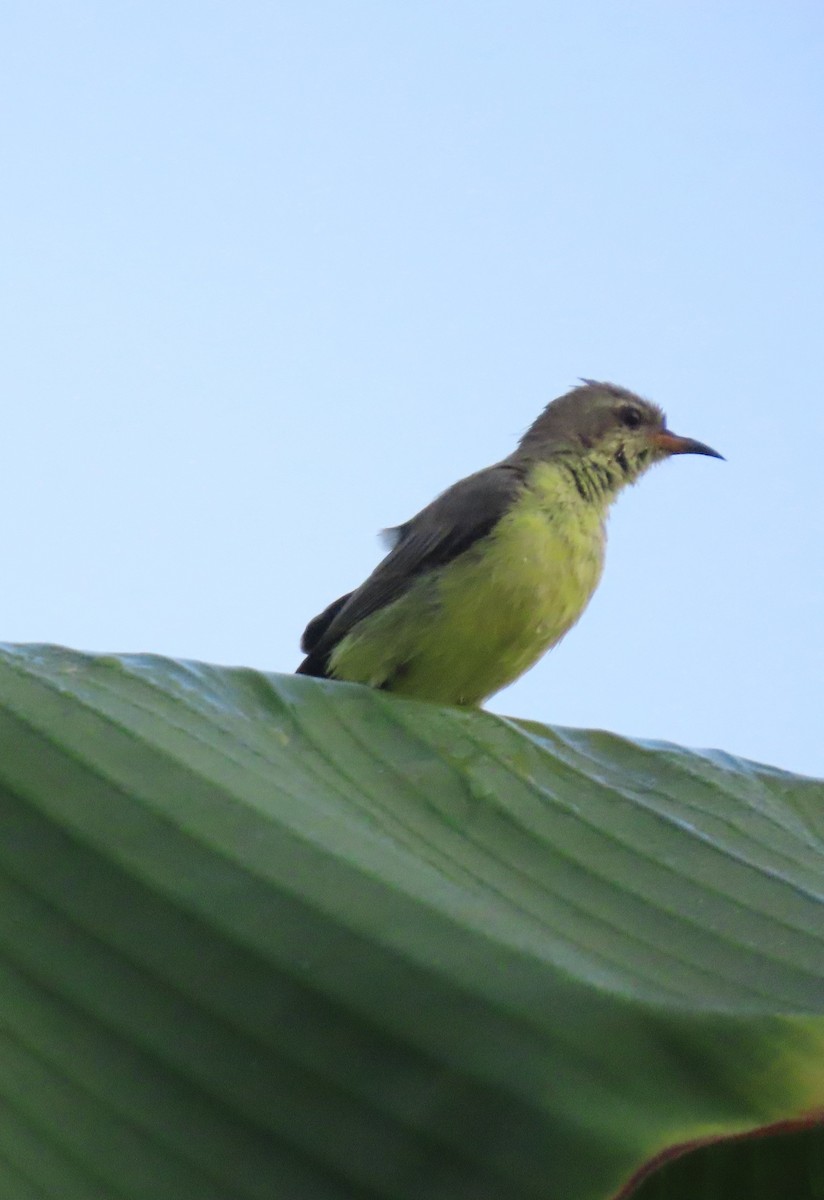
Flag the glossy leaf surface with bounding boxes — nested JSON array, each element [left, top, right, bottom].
[[0, 644, 821, 1199]]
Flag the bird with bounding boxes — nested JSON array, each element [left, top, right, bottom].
[[296, 380, 722, 706]]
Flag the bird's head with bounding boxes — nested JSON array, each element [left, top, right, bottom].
[[516, 380, 722, 490]]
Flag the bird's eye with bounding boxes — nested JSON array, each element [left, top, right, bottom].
[[618, 405, 643, 430]]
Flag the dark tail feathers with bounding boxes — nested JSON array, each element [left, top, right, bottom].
[[296, 591, 352, 676]]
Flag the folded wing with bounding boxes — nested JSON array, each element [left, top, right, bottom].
[[297, 463, 525, 677]]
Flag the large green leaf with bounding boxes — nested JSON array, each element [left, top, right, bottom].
[[0, 643, 821, 1199]]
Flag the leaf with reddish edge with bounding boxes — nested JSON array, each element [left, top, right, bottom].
[[0, 643, 821, 1200]]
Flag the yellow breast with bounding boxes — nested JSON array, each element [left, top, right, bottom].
[[330, 460, 609, 705]]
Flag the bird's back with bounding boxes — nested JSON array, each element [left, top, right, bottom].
[[321, 459, 607, 704]]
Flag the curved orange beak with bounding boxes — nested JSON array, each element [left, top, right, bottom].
[[652, 430, 724, 460]]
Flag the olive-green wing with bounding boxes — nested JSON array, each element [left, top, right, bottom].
[[297, 463, 525, 677]]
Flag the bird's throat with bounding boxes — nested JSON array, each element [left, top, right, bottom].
[[555, 444, 647, 506]]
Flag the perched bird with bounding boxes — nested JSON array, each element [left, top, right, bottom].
[[297, 381, 722, 705]]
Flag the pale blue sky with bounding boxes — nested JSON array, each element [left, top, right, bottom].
[[2, 3, 822, 777]]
